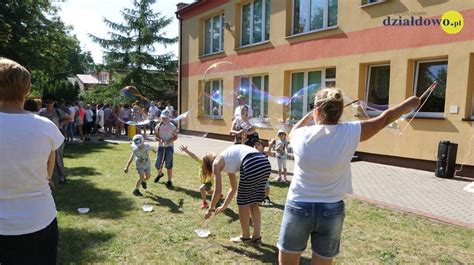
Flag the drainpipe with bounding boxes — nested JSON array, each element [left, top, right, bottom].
[[176, 12, 183, 131]]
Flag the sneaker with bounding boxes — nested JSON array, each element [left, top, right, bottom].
[[200, 201, 208, 209], [230, 236, 251, 243], [262, 197, 271, 205], [133, 189, 142, 196], [166, 180, 173, 188], [154, 173, 164, 183], [141, 181, 147, 189]]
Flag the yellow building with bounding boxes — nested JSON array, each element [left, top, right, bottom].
[[176, 0, 474, 177]]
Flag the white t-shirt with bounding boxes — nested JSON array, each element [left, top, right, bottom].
[[234, 105, 253, 118], [68, 106, 77, 121], [148, 106, 159, 118], [85, 109, 93, 122], [132, 144, 152, 169], [155, 122, 177, 147], [219, 144, 259, 173], [96, 109, 104, 126], [287, 121, 361, 203], [0, 112, 64, 235]]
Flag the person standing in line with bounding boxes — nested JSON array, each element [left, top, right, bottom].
[[96, 103, 105, 141], [84, 104, 94, 141], [66, 102, 77, 142], [75, 101, 85, 141], [39, 94, 69, 184], [277, 88, 421, 265], [103, 103, 112, 136], [0, 58, 63, 264], [148, 101, 159, 135]]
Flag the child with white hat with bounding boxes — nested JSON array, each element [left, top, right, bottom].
[[124, 134, 157, 196], [269, 129, 289, 182]]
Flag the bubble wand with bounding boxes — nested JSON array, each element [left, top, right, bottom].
[[398, 81, 438, 136]]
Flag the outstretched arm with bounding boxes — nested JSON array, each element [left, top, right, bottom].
[[360, 96, 420, 142], [179, 145, 201, 162]]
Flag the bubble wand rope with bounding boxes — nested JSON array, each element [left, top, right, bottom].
[[398, 82, 438, 136]]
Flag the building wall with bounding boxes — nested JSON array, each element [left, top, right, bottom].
[[178, 0, 474, 166]]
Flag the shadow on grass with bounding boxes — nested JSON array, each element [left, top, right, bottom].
[[66, 166, 102, 177], [58, 227, 115, 263], [63, 142, 117, 159], [145, 193, 184, 214], [269, 181, 291, 188], [171, 186, 239, 223], [54, 177, 135, 219], [222, 242, 311, 264]]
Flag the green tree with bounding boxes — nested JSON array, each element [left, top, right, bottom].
[[89, 0, 178, 102], [0, 0, 94, 99]]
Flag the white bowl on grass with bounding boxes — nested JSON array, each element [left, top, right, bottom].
[[77, 208, 90, 214]]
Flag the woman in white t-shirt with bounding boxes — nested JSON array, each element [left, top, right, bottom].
[[204, 144, 271, 243], [0, 58, 64, 264], [277, 88, 421, 265]]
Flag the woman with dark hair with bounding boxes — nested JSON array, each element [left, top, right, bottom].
[[23, 99, 39, 113], [277, 88, 421, 265], [0, 58, 63, 264], [230, 105, 259, 146]]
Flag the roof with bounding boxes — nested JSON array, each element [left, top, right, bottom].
[[76, 74, 99, 85]]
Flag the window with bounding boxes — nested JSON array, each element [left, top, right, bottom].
[[361, 0, 385, 6], [293, 0, 338, 35], [204, 14, 224, 55], [290, 68, 336, 121], [365, 64, 390, 113], [203, 80, 223, 117], [241, 0, 270, 46], [99, 72, 109, 84], [414, 59, 448, 117], [239, 75, 269, 118]]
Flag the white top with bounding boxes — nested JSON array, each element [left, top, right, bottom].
[[96, 109, 104, 126], [148, 105, 159, 118], [68, 106, 77, 120], [132, 144, 152, 169], [165, 105, 174, 114], [85, 109, 93, 122], [0, 112, 64, 235], [155, 122, 177, 147], [287, 121, 361, 203], [219, 144, 259, 173], [234, 104, 253, 118]]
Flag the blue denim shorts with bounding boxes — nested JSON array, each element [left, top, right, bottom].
[[277, 200, 345, 258], [155, 146, 174, 169]]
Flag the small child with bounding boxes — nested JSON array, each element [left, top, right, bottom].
[[269, 129, 289, 182], [124, 134, 157, 196], [154, 111, 177, 188], [179, 145, 217, 209], [254, 140, 272, 205]]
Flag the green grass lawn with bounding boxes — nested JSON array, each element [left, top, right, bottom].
[[55, 143, 473, 264]]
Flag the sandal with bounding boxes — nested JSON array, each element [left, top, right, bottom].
[[250, 237, 262, 244], [230, 236, 251, 243]]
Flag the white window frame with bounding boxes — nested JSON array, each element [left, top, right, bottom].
[[292, 0, 337, 35], [365, 64, 390, 115], [240, 0, 269, 47], [289, 68, 335, 121], [239, 75, 269, 118], [203, 14, 224, 55], [203, 79, 223, 118], [413, 59, 448, 118]]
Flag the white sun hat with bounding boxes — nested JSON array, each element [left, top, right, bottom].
[[131, 134, 145, 148]]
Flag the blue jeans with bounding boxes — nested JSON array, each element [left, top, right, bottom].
[[155, 146, 174, 169], [277, 200, 345, 258]]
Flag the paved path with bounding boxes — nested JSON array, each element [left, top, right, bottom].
[[106, 134, 474, 228]]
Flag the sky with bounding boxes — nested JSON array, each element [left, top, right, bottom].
[[56, 0, 195, 64]]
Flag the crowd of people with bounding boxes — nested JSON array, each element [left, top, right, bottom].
[[1, 57, 422, 265]]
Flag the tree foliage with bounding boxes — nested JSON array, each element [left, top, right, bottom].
[[0, 0, 94, 99], [89, 0, 178, 104]]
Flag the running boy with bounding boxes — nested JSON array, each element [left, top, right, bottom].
[[124, 134, 157, 196], [268, 129, 289, 182], [179, 145, 217, 209], [154, 111, 177, 188]]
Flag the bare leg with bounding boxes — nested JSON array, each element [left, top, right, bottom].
[[249, 203, 261, 239], [237, 205, 251, 238], [167, 168, 172, 182], [135, 171, 145, 189], [312, 254, 333, 265], [279, 251, 301, 265], [199, 184, 207, 202]]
